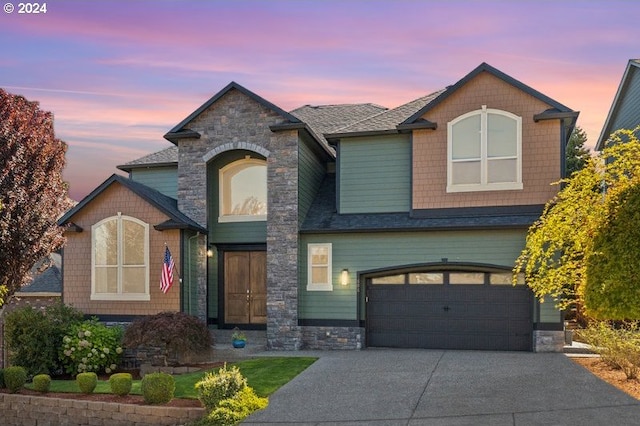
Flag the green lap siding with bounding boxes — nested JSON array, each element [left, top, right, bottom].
[[338, 135, 411, 214], [299, 229, 530, 321], [182, 231, 201, 317], [130, 166, 178, 198], [298, 134, 327, 224], [608, 66, 640, 136]]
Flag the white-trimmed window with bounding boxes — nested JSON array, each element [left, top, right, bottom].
[[219, 157, 267, 222], [447, 106, 522, 192], [307, 243, 332, 291], [91, 213, 150, 301]]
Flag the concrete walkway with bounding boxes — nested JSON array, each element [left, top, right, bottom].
[[243, 349, 640, 425]]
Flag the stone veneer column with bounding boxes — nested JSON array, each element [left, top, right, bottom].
[[266, 129, 301, 349], [177, 141, 208, 323]]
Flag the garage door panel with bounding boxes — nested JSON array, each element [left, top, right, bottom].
[[367, 275, 532, 351]]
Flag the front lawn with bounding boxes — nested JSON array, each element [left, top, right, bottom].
[[24, 357, 316, 398]]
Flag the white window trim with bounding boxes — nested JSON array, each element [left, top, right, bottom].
[[307, 243, 333, 291], [91, 214, 150, 301], [218, 158, 267, 222], [447, 106, 523, 193]]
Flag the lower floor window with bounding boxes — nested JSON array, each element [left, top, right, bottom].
[[92, 213, 150, 301]]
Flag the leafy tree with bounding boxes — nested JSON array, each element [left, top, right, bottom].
[[566, 126, 590, 176], [0, 89, 72, 306], [584, 184, 640, 319], [514, 126, 640, 316]]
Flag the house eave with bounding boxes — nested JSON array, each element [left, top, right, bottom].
[[325, 129, 399, 144], [163, 129, 201, 144], [117, 161, 178, 173]]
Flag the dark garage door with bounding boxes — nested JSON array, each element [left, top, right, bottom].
[[366, 270, 532, 351]]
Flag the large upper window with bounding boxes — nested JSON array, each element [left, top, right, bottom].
[[219, 158, 267, 222], [91, 213, 149, 301], [447, 106, 522, 192]]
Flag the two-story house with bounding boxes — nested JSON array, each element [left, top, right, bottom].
[[59, 63, 578, 352]]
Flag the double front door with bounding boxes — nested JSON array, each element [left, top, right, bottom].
[[224, 251, 267, 325]]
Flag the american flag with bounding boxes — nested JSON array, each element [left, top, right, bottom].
[[160, 246, 175, 294]]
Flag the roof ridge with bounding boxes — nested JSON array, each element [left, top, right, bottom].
[[331, 89, 445, 133]]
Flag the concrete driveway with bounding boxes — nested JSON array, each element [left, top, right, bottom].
[[243, 349, 640, 425]]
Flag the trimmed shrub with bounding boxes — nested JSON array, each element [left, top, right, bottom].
[[4, 366, 27, 393], [3, 304, 83, 376], [60, 318, 123, 375], [32, 374, 51, 393], [206, 387, 269, 426], [195, 364, 247, 411], [0, 368, 4, 388], [109, 372, 132, 396], [123, 311, 212, 366], [141, 372, 175, 404], [76, 372, 98, 394]]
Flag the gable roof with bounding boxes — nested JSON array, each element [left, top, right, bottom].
[[596, 59, 640, 150], [402, 62, 575, 125], [117, 145, 178, 172], [58, 174, 206, 233], [164, 81, 302, 144]]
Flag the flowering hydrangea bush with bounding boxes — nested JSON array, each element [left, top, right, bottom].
[[59, 319, 124, 374]]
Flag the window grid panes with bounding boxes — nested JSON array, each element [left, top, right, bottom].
[[219, 158, 267, 221], [92, 215, 149, 300], [448, 107, 522, 192], [307, 244, 332, 291], [369, 270, 525, 286]]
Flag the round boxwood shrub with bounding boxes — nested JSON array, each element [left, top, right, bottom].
[[109, 372, 132, 396], [141, 372, 175, 404], [4, 366, 27, 393], [195, 364, 247, 411], [32, 374, 51, 393], [76, 372, 98, 394]]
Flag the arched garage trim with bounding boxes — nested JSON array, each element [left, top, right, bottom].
[[358, 261, 514, 281]]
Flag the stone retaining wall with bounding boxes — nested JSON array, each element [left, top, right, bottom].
[[0, 393, 205, 426]]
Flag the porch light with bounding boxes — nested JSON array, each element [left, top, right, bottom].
[[206, 249, 214, 258], [341, 269, 349, 286]]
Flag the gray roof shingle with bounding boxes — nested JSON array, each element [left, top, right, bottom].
[[20, 253, 62, 293], [327, 90, 445, 136], [290, 103, 388, 151], [118, 146, 178, 171]]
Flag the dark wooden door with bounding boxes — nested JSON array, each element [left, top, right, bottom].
[[224, 251, 267, 325]]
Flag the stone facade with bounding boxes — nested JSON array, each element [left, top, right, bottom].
[[266, 129, 301, 350], [301, 326, 364, 350], [174, 88, 301, 349], [533, 330, 565, 352]]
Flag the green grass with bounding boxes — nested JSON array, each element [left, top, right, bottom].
[[25, 357, 316, 399]]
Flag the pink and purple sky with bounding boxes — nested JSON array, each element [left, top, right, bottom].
[[1, 0, 638, 201]]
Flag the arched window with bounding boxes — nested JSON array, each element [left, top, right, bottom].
[[91, 214, 149, 300], [219, 158, 267, 222], [447, 106, 522, 192]]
